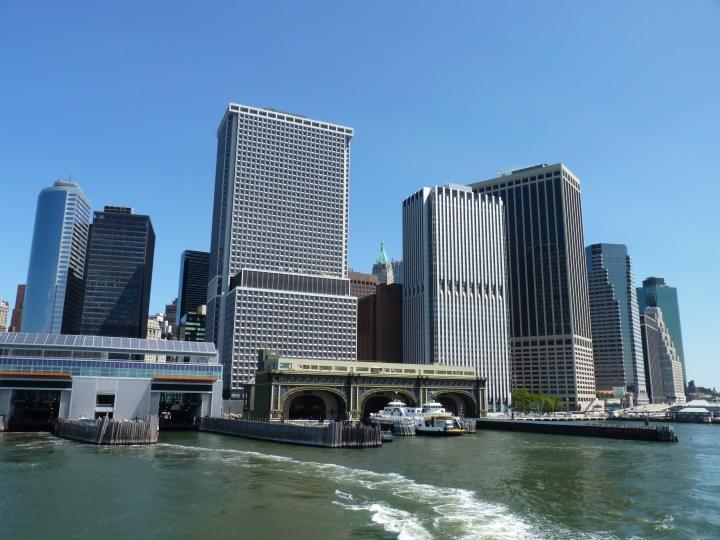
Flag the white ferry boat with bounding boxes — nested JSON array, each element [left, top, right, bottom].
[[415, 402, 467, 436], [369, 400, 467, 436], [368, 400, 419, 433]]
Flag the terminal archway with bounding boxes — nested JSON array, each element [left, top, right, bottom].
[[282, 389, 347, 421], [360, 390, 417, 421], [432, 391, 478, 418], [9, 390, 61, 431]]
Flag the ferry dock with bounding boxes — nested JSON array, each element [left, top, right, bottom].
[[476, 419, 678, 442]]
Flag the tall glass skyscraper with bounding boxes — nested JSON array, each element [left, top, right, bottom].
[[178, 250, 210, 321], [22, 180, 91, 334], [586, 244, 647, 403], [80, 206, 155, 338], [470, 164, 596, 408], [207, 104, 356, 397], [636, 277, 686, 386], [403, 184, 510, 410]]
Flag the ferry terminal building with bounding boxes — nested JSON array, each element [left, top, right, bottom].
[[0, 333, 222, 430], [246, 350, 487, 421]]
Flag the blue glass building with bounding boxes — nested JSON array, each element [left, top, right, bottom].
[[637, 277, 686, 386], [586, 244, 647, 403], [21, 180, 91, 334]]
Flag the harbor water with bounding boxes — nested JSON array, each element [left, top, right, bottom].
[[1, 423, 718, 539]]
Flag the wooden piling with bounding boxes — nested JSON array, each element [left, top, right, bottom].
[[54, 416, 159, 445]]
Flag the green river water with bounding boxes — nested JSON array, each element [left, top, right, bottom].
[[1, 424, 718, 539]]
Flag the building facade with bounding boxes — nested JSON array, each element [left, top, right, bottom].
[[469, 164, 596, 408], [9, 284, 25, 333], [0, 333, 222, 429], [207, 104, 357, 397], [403, 184, 511, 411], [80, 206, 155, 338], [640, 307, 686, 404], [585, 244, 647, 403], [178, 250, 209, 321], [357, 283, 403, 362], [179, 305, 207, 342], [0, 300, 8, 333], [637, 277, 686, 386], [22, 180, 91, 334], [349, 270, 378, 299]]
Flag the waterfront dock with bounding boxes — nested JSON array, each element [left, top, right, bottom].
[[200, 417, 383, 448], [54, 416, 159, 445], [476, 419, 678, 442]]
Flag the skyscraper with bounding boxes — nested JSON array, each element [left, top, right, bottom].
[[207, 104, 357, 397], [372, 242, 395, 284], [586, 244, 647, 403], [178, 250, 210, 321], [9, 284, 25, 332], [469, 164, 596, 408], [641, 306, 686, 404], [0, 300, 8, 333], [637, 277, 686, 385], [357, 283, 403, 363], [22, 180, 91, 334], [80, 206, 155, 338], [403, 184, 510, 410]]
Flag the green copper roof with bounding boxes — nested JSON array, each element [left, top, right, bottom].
[[375, 241, 390, 264]]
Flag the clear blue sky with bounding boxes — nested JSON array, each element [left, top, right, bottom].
[[1, 2, 718, 386]]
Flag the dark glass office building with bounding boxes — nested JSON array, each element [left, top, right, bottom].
[[80, 206, 155, 338], [177, 250, 210, 321], [470, 164, 596, 407], [585, 244, 647, 403], [637, 277, 686, 385]]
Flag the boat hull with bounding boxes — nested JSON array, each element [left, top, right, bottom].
[[416, 428, 467, 437]]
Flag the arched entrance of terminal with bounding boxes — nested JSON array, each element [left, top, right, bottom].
[[282, 389, 347, 421], [9, 390, 61, 431], [433, 391, 478, 417], [360, 390, 418, 421]]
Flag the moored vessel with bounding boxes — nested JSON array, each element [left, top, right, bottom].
[[415, 402, 467, 436]]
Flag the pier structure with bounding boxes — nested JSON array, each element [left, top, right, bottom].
[[244, 350, 486, 422], [0, 333, 222, 431]]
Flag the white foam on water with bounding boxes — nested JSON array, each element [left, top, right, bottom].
[[334, 490, 433, 540], [155, 443, 610, 539]]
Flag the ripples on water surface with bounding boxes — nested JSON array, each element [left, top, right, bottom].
[[1, 424, 718, 539]]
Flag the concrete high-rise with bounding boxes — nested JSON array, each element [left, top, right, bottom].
[[80, 206, 155, 338], [586, 244, 648, 403], [0, 300, 8, 333], [178, 250, 210, 321], [640, 306, 686, 404], [207, 104, 356, 397], [637, 277, 686, 385], [9, 285, 25, 332], [403, 184, 510, 410], [349, 270, 377, 299], [470, 164, 595, 408], [22, 180, 91, 334]]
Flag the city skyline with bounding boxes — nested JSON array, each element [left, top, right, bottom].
[[1, 2, 718, 387]]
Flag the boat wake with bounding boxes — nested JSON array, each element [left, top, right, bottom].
[[154, 443, 608, 539]]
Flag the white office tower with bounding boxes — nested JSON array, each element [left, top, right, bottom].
[[207, 104, 357, 398], [403, 184, 511, 411], [641, 307, 686, 404]]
